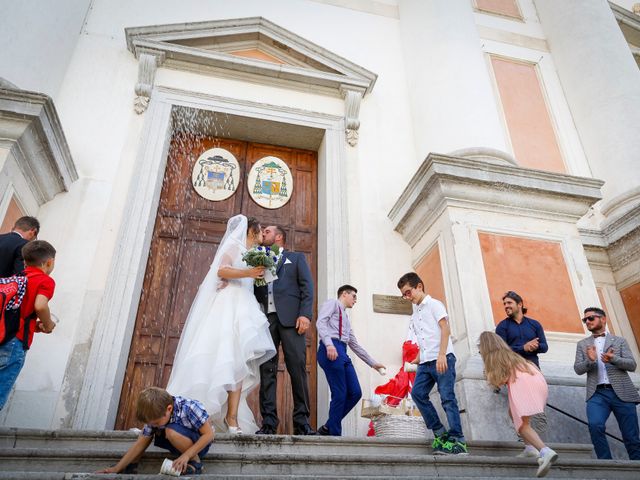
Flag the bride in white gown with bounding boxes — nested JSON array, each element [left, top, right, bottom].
[[167, 214, 276, 434]]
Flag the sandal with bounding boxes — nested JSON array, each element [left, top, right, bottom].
[[185, 460, 204, 475]]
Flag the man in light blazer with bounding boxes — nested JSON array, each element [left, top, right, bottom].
[[254, 225, 315, 435], [574, 307, 640, 460]]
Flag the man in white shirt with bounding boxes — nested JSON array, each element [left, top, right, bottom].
[[397, 272, 467, 455]]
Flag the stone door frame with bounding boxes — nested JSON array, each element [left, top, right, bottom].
[[74, 87, 348, 430]]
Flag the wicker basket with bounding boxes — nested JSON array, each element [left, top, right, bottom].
[[373, 414, 427, 439], [362, 395, 426, 438]]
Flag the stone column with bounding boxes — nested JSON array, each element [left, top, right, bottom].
[[397, 0, 508, 159], [534, 0, 640, 202]]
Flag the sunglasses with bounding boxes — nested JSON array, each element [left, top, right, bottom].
[[581, 315, 602, 323]]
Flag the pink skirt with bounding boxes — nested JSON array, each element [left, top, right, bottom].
[[507, 367, 548, 433]]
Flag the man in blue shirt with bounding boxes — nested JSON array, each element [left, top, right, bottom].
[[495, 291, 548, 368]]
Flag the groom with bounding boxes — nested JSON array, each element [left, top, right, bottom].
[[254, 225, 316, 435]]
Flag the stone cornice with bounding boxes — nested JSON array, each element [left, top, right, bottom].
[[580, 202, 640, 271], [125, 17, 377, 94], [0, 87, 78, 203], [124, 17, 376, 145], [610, 1, 640, 31], [610, 1, 640, 57], [389, 153, 603, 246]]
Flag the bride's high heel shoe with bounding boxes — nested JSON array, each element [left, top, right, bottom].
[[224, 417, 243, 435]]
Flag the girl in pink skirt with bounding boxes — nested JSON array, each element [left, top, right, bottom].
[[478, 331, 558, 478]]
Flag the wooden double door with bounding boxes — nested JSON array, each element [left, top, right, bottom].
[[115, 134, 318, 433]]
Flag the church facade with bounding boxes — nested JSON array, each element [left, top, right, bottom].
[[1, 0, 639, 450]]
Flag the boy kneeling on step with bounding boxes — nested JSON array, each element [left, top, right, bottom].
[[98, 387, 214, 475]]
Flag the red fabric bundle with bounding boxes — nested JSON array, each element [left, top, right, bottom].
[[374, 340, 419, 406]]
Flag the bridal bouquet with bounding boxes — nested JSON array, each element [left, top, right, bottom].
[[242, 244, 281, 287]]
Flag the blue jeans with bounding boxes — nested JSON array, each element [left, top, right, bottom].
[[586, 386, 640, 460], [411, 353, 465, 442], [317, 341, 362, 435], [0, 337, 26, 410], [153, 422, 211, 458]]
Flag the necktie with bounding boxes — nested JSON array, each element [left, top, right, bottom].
[[592, 333, 606, 338], [338, 308, 342, 341]]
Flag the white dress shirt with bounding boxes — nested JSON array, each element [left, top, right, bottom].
[[409, 295, 454, 363], [594, 334, 611, 385]]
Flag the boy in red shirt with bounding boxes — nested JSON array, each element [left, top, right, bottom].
[[0, 240, 56, 410]]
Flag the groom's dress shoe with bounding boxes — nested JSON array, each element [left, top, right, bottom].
[[293, 424, 317, 436], [317, 425, 330, 436], [255, 424, 277, 435]]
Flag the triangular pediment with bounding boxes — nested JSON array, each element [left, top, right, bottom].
[[125, 17, 377, 95]]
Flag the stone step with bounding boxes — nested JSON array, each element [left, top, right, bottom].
[[1, 448, 639, 479], [0, 475, 603, 480], [0, 428, 594, 458], [0, 476, 599, 480]]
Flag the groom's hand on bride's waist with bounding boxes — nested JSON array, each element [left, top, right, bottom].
[[296, 316, 310, 334]]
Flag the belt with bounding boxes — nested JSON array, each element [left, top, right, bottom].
[[596, 384, 613, 389], [331, 337, 347, 345]]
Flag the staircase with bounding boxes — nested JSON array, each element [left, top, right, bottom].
[[1, 428, 638, 479]]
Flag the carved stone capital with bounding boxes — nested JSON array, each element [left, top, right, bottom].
[[340, 85, 365, 146], [133, 49, 165, 114], [0, 87, 78, 203]]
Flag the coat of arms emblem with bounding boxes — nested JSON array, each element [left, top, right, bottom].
[[247, 156, 294, 209], [191, 148, 240, 201]]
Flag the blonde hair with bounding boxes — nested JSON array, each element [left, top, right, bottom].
[[136, 387, 173, 423], [478, 331, 536, 387]]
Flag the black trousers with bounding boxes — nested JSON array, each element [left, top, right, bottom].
[[259, 312, 311, 429]]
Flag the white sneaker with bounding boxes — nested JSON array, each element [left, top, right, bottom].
[[536, 448, 558, 478], [517, 445, 539, 458]]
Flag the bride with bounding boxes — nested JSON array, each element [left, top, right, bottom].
[[167, 214, 276, 434]]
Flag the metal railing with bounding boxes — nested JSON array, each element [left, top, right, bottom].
[[546, 402, 624, 443]]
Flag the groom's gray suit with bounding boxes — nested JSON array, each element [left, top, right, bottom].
[[254, 249, 314, 431]]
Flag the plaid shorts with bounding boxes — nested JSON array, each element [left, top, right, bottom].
[[153, 422, 211, 458]]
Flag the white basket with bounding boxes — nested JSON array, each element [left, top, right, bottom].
[[373, 414, 427, 439]]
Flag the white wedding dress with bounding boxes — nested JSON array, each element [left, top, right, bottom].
[[167, 215, 276, 433]]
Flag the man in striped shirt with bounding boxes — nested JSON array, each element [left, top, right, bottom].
[[316, 284, 385, 436]]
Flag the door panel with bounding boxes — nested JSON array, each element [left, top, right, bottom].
[[116, 134, 318, 433]]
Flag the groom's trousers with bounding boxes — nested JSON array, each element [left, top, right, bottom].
[[259, 312, 311, 429]]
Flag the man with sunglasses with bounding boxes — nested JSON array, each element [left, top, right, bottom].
[[315, 284, 385, 436], [574, 307, 640, 460]]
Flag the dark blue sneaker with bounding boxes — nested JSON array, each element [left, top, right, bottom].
[[439, 439, 469, 455], [431, 432, 449, 454]]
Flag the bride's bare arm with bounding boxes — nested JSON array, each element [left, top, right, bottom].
[[218, 265, 265, 279], [216, 251, 265, 279]]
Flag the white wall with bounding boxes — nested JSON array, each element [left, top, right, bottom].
[[4, 0, 631, 438], [0, 0, 91, 98], [1, 0, 419, 433]]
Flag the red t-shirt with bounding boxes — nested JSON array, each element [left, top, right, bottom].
[[16, 266, 55, 348]]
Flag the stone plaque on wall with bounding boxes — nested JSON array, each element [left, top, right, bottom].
[[372, 294, 413, 315]]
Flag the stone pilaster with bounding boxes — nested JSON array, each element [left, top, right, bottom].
[[534, 0, 640, 205], [397, 0, 508, 158]]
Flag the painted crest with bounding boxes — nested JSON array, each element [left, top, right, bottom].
[[191, 148, 240, 201], [248, 156, 294, 209]]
